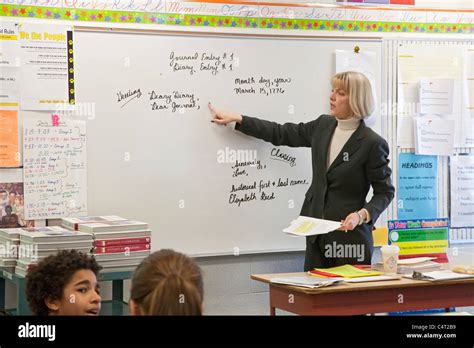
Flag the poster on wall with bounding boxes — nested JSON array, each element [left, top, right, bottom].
[[335, 49, 378, 130], [0, 110, 20, 167], [388, 218, 449, 261], [397, 153, 437, 220], [19, 23, 73, 111], [450, 155, 474, 228], [0, 182, 35, 228], [23, 117, 87, 220]]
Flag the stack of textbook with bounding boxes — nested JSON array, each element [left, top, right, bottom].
[[14, 226, 94, 277], [61, 215, 126, 231], [0, 228, 22, 273], [372, 257, 442, 274], [62, 216, 152, 272]]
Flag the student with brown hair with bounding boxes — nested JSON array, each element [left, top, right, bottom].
[[129, 249, 204, 315]]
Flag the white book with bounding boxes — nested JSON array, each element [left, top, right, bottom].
[[0, 228, 24, 240], [283, 216, 341, 237], [0, 259, 17, 267], [89, 229, 152, 240], [14, 268, 28, 277], [19, 228, 93, 243], [78, 220, 148, 233], [373, 260, 442, 274], [403, 270, 474, 281], [19, 240, 93, 250], [270, 275, 343, 288], [0, 236, 19, 244], [98, 258, 143, 267], [398, 261, 441, 274], [18, 247, 92, 263], [98, 266, 138, 273], [398, 257, 437, 265], [93, 250, 150, 261], [61, 215, 127, 231]]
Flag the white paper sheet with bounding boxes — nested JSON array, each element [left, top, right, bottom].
[[335, 49, 378, 129], [19, 23, 71, 111], [397, 115, 415, 148], [403, 270, 474, 281], [283, 216, 341, 237], [0, 22, 20, 67], [450, 155, 474, 228], [23, 116, 87, 219], [414, 117, 455, 156], [0, 67, 20, 107], [463, 47, 474, 117], [419, 78, 454, 115], [397, 45, 469, 148], [398, 257, 437, 265]]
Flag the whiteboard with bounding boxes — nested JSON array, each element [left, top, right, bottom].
[[73, 30, 382, 256]]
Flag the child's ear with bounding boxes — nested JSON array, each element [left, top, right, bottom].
[[128, 299, 143, 316], [45, 297, 60, 313]]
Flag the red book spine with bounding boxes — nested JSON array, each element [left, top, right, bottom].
[[307, 269, 340, 278], [93, 237, 151, 247], [399, 253, 448, 263], [94, 243, 150, 254]]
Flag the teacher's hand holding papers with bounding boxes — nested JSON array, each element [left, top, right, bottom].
[[283, 216, 342, 237]]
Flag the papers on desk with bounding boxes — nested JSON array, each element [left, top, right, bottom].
[[310, 264, 383, 278], [283, 216, 341, 237], [273, 274, 400, 287], [398, 257, 437, 265], [270, 275, 343, 289], [372, 256, 442, 275], [343, 275, 401, 283], [403, 270, 474, 281]]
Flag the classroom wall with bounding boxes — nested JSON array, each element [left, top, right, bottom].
[[2, 0, 472, 314]]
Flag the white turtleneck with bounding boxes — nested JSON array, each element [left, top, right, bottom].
[[327, 117, 360, 169]]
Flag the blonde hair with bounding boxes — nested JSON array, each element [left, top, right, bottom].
[[130, 249, 203, 315], [331, 71, 374, 119]]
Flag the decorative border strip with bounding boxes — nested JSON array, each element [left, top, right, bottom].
[[0, 4, 472, 34], [67, 30, 75, 105]]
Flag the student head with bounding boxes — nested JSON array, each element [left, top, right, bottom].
[[8, 191, 16, 205], [0, 190, 7, 204], [330, 71, 374, 120], [129, 249, 204, 315], [4, 205, 12, 216], [26, 249, 102, 316]]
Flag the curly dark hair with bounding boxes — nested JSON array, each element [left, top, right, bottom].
[[25, 249, 102, 316]]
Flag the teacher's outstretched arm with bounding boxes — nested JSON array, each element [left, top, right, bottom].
[[208, 102, 319, 148]]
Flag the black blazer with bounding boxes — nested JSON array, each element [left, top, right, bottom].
[[236, 114, 395, 267]]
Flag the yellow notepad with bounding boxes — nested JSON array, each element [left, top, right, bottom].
[[313, 264, 383, 278]]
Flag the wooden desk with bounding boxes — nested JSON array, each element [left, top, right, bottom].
[[251, 272, 474, 315]]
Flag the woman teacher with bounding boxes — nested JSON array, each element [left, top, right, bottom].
[[209, 71, 395, 271]]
